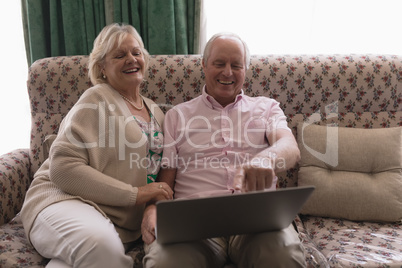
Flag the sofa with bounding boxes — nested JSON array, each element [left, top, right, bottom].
[[0, 54, 401, 267]]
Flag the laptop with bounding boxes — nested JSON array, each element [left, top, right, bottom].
[[156, 186, 315, 244]]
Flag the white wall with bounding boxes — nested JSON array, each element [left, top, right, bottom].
[[205, 0, 402, 55]]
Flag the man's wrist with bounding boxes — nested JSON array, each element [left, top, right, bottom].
[[145, 202, 157, 208], [251, 152, 277, 169]]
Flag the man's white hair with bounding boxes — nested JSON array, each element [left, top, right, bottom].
[[202, 32, 251, 70]]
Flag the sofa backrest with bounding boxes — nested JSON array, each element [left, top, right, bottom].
[[28, 54, 402, 186]]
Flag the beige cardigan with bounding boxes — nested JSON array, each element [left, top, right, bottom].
[[21, 83, 164, 244]]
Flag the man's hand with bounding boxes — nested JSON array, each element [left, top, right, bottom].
[[233, 156, 275, 192], [141, 204, 157, 244], [140, 168, 177, 244]]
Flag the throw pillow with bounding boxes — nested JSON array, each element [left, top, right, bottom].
[[297, 123, 402, 222]]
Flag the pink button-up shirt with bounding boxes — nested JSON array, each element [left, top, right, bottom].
[[162, 87, 291, 199]]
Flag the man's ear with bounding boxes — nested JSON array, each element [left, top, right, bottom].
[[202, 59, 206, 69]]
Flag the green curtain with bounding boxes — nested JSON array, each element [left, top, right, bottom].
[[22, 0, 106, 66], [22, 0, 201, 66], [113, 0, 201, 55]]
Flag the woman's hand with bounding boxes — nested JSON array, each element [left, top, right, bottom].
[[137, 182, 174, 205], [141, 204, 157, 244]]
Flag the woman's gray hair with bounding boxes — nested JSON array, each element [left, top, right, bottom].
[[203, 32, 251, 70], [88, 23, 149, 85]]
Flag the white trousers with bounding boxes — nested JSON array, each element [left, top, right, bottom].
[[30, 199, 133, 268]]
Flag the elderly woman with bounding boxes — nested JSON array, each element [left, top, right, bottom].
[[20, 23, 173, 267]]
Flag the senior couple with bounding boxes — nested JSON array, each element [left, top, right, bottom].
[[20, 23, 306, 268]]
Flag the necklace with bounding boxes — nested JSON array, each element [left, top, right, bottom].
[[120, 94, 144, 110]]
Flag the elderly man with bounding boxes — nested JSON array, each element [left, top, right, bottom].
[[142, 33, 306, 268]]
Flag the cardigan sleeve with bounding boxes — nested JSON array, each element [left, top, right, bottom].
[[49, 143, 138, 207], [48, 86, 144, 208]]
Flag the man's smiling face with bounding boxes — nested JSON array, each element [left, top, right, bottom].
[[202, 36, 246, 107]]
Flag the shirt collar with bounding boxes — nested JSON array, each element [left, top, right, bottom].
[[202, 85, 244, 110]]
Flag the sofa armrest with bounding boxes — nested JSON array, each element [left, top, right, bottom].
[[0, 149, 31, 225]]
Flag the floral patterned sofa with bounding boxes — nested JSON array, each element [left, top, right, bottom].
[[0, 54, 401, 267]]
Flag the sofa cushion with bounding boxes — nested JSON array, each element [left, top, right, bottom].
[[297, 123, 402, 222], [300, 215, 402, 266], [42, 134, 57, 160], [0, 214, 49, 267]]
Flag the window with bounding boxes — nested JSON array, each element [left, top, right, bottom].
[[204, 0, 402, 55], [0, 1, 30, 154]]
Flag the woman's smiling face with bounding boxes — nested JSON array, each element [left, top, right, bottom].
[[202, 36, 246, 107], [102, 34, 145, 92]]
